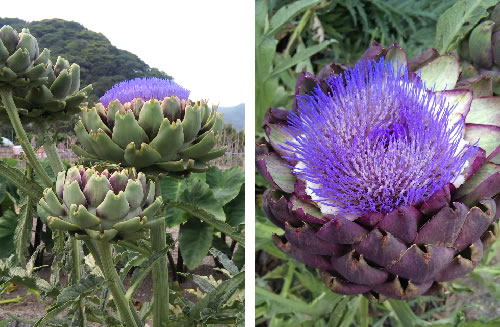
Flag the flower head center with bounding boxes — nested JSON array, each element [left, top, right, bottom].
[[100, 77, 190, 107], [285, 59, 475, 215]]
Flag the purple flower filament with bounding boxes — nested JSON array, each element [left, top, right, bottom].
[[100, 77, 190, 106], [285, 59, 476, 215]]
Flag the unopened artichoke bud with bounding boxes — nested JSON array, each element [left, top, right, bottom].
[[0, 26, 92, 124], [456, 3, 500, 95], [257, 44, 500, 301], [38, 166, 163, 242], [0, 26, 43, 87], [73, 78, 226, 174]]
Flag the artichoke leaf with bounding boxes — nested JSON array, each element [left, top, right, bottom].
[[150, 118, 184, 159], [48, 216, 81, 232], [112, 111, 149, 149], [124, 143, 162, 169], [180, 131, 215, 158], [182, 104, 202, 143], [69, 204, 101, 229], [96, 191, 130, 221], [138, 99, 163, 139], [92, 130, 125, 163], [156, 158, 194, 172]]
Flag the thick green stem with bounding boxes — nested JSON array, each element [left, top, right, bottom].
[[84, 240, 144, 327], [0, 88, 53, 188], [151, 178, 169, 327], [71, 238, 85, 327], [43, 138, 65, 174], [359, 296, 369, 327], [151, 223, 169, 326], [280, 262, 295, 297], [96, 241, 138, 327], [283, 8, 313, 58], [71, 238, 82, 282], [387, 299, 423, 327]]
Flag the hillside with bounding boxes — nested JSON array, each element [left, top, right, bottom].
[[0, 18, 173, 103], [218, 104, 245, 131]]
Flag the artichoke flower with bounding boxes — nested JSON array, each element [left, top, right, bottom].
[[37, 166, 162, 242], [457, 3, 500, 95], [0, 25, 91, 123], [73, 77, 225, 174], [257, 44, 500, 301]]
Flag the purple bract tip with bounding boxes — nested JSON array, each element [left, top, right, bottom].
[[285, 59, 476, 215], [99, 77, 190, 107]]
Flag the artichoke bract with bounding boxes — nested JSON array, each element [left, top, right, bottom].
[[73, 78, 225, 174], [38, 166, 162, 242], [0, 25, 91, 123], [257, 43, 500, 301], [457, 3, 500, 95]]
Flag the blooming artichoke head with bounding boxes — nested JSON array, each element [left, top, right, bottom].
[[257, 43, 500, 301], [0, 25, 91, 123], [38, 166, 162, 242], [73, 78, 225, 174]]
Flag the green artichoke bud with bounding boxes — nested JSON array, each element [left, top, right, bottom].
[[73, 78, 225, 174], [457, 4, 500, 95], [38, 166, 162, 242], [0, 25, 92, 124]]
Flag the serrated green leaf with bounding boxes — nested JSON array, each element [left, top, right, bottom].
[[125, 246, 171, 301], [190, 270, 244, 322], [55, 275, 104, 306], [13, 194, 34, 265], [0, 160, 44, 200], [210, 248, 239, 276]]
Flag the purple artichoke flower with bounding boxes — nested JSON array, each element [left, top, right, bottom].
[[257, 43, 500, 301], [99, 77, 190, 107]]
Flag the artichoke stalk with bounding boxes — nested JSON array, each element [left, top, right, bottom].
[[257, 43, 500, 301], [73, 77, 225, 174]]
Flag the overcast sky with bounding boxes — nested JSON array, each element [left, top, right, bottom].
[[1, 0, 252, 107]]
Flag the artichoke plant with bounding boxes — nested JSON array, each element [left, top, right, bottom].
[[73, 77, 225, 174], [37, 166, 162, 242], [0, 25, 91, 123], [257, 43, 500, 301], [457, 3, 500, 95]]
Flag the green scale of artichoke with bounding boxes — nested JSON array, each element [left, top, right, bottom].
[[73, 96, 226, 174]]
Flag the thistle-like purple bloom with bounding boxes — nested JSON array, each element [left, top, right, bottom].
[[99, 77, 190, 106], [286, 59, 476, 215]]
